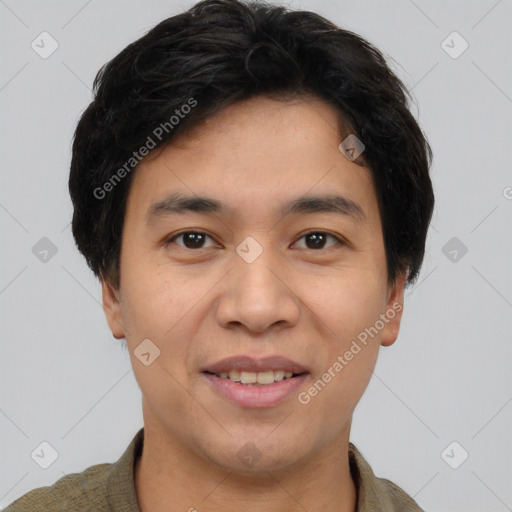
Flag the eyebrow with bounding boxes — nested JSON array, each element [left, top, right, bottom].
[[145, 191, 366, 224]]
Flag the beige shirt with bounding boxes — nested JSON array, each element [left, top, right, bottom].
[[4, 428, 424, 511]]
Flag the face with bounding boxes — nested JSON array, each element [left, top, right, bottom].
[[102, 95, 405, 475]]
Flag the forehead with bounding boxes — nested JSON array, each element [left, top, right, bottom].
[[126, 95, 379, 225]]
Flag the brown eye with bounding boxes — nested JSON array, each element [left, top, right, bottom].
[[294, 232, 342, 250], [165, 231, 216, 249]]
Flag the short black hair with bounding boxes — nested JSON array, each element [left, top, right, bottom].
[[69, 0, 434, 290]]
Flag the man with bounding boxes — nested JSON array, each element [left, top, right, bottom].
[[4, 0, 434, 510]]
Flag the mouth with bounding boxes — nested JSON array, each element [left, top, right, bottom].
[[203, 369, 306, 385], [201, 355, 309, 408]]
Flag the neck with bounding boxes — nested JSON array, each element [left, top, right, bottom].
[[135, 415, 357, 512]]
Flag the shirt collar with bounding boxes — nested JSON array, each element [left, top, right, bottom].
[[348, 442, 422, 512], [349, 441, 382, 511], [107, 429, 417, 512], [107, 427, 144, 512]]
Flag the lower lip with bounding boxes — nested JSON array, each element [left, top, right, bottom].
[[202, 373, 308, 408]]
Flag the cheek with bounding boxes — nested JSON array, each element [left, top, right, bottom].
[[303, 270, 385, 418], [293, 276, 383, 414], [308, 269, 386, 345], [295, 331, 379, 450], [119, 268, 199, 412], [119, 248, 190, 335], [299, 285, 383, 425], [119, 259, 212, 376]]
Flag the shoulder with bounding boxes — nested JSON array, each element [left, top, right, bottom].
[[2, 462, 112, 512], [348, 442, 425, 512], [372, 476, 425, 511], [3, 428, 144, 512]]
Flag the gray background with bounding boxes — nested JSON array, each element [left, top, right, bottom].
[[1, 0, 511, 511]]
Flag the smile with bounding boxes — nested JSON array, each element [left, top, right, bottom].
[[202, 371, 309, 408], [209, 369, 298, 385]]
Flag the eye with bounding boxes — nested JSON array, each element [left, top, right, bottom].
[[163, 230, 345, 251], [293, 231, 344, 250], [164, 231, 217, 250]]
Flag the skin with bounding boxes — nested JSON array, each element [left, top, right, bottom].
[[101, 94, 406, 512]]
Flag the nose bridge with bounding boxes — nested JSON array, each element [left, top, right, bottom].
[[235, 247, 282, 299], [216, 236, 300, 333]]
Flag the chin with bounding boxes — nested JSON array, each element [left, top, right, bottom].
[[201, 433, 310, 475]]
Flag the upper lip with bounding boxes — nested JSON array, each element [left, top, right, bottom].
[[202, 355, 309, 374]]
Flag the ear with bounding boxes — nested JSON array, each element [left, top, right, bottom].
[[380, 271, 407, 348], [100, 277, 125, 339]]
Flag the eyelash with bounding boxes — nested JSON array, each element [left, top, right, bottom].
[[163, 230, 346, 251]]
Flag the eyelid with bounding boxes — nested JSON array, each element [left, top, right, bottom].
[[164, 229, 346, 250], [291, 230, 346, 249], [164, 230, 218, 248]]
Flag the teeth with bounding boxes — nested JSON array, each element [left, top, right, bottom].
[[228, 370, 241, 381], [214, 369, 298, 385], [256, 371, 274, 384], [240, 371, 257, 384]]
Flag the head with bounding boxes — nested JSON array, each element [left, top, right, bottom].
[[69, 0, 433, 474]]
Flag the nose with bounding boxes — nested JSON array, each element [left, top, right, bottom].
[[215, 244, 301, 334]]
